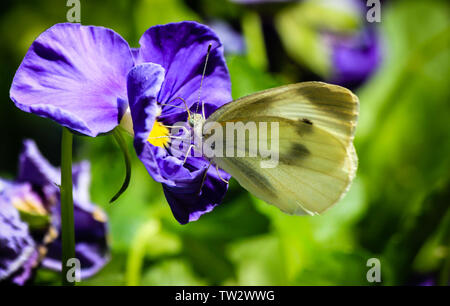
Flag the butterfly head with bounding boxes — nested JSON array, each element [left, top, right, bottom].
[[189, 112, 205, 140]]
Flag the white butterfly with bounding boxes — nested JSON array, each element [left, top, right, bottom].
[[187, 81, 359, 216]]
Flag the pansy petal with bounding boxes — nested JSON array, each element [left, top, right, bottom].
[[10, 23, 134, 136], [18, 139, 93, 208], [131, 47, 143, 65], [72, 161, 92, 207], [128, 63, 165, 150], [0, 187, 36, 283], [9, 249, 39, 286], [137, 21, 232, 124], [163, 158, 231, 224], [0, 179, 12, 194], [18, 139, 59, 188], [75, 243, 109, 279], [127, 62, 180, 183]]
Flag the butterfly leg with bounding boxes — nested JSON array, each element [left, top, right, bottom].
[[197, 161, 212, 196], [216, 164, 229, 184], [162, 124, 189, 135], [182, 144, 195, 164]]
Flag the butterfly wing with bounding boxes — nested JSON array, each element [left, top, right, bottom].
[[205, 82, 358, 215]]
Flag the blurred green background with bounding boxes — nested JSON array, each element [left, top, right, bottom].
[[0, 0, 449, 285]]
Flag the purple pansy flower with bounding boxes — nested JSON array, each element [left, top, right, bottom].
[[322, 0, 382, 87], [125, 22, 232, 224], [10, 21, 232, 224], [0, 140, 109, 284], [0, 181, 38, 285], [326, 27, 382, 88]]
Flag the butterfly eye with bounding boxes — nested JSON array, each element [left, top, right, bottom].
[[188, 118, 195, 127]]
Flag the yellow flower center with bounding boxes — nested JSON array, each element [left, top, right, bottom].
[[147, 120, 170, 147], [12, 194, 47, 216]]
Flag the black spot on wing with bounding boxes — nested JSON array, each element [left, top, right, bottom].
[[296, 118, 314, 136], [280, 143, 310, 166], [302, 118, 313, 125]]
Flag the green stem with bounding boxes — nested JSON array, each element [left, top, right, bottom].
[[60, 127, 75, 286], [125, 220, 160, 286]]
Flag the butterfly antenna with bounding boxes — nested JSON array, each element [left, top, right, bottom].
[[196, 44, 212, 118]]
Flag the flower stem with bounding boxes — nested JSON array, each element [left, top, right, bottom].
[[60, 127, 75, 286], [126, 220, 160, 286]]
